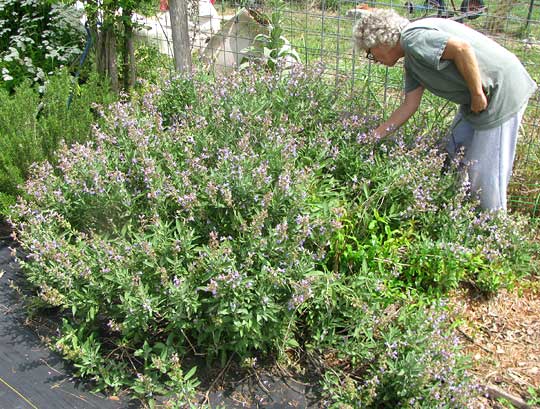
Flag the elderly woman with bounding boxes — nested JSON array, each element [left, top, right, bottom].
[[353, 8, 537, 211]]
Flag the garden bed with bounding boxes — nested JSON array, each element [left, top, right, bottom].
[[1, 218, 539, 407], [5, 65, 539, 407]]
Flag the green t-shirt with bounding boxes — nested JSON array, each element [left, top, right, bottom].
[[401, 18, 537, 130]]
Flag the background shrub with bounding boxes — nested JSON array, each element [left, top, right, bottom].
[[0, 69, 116, 215], [0, 0, 86, 93]]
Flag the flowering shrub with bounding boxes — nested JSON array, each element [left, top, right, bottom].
[[316, 301, 480, 408], [0, 0, 85, 92], [326, 124, 535, 295], [9, 64, 537, 404]]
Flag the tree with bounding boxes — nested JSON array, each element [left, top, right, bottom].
[[168, 0, 192, 73], [82, 0, 154, 92]]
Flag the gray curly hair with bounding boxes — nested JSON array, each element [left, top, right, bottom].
[[352, 8, 410, 51]]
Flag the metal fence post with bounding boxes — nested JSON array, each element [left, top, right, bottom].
[[526, 0, 535, 30]]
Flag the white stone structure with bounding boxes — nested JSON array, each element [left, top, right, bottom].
[[133, 0, 222, 57], [200, 8, 269, 73]]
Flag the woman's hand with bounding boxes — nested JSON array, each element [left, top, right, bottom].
[[369, 86, 424, 139], [471, 91, 488, 113]]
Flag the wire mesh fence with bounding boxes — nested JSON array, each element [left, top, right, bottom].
[[135, 0, 540, 217]]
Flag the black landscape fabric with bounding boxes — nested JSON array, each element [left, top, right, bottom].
[[0, 228, 135, 409]]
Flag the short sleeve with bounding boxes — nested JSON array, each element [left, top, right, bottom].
[[404, 68, 421, 93], [400, 26, 452, 71]]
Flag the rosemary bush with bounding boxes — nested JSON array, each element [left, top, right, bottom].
[[0, 69, 115, 215]]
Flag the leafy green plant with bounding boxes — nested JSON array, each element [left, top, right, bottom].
[[527, 386, 540, 406], [317, 302, 479, 408], [0, 0, 86, 93], [134, 43, 174, 87], [240, 0, 301, 71], [9, 64, 538, 405]]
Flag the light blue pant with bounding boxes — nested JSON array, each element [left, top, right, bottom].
[[445, 106, 526, 211]]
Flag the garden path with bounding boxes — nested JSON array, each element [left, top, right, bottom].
[[454, 279, 540, 408]]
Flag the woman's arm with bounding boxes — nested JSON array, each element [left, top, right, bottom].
[[373, 85, 424, 138], [442, 37, 487, 113]]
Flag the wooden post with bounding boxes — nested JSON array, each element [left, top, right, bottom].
[[169, 0, 192, 73], [122, 7, 136, 90]]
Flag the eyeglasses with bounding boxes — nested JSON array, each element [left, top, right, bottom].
[[366, 49, 375, 61]]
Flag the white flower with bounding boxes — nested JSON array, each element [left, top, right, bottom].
[[1, 67, 13, 80], [46, 49, 59, 59], [3, 47, 19, 62], [35, 67, 45, 80]]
